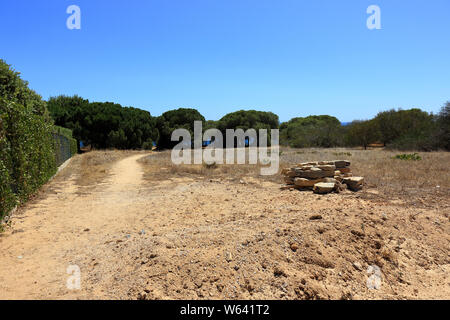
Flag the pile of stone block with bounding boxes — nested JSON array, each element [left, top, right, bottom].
[[281, 160, 364, 194]]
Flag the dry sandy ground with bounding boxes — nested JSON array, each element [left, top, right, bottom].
[[0, 152, 449, 300]]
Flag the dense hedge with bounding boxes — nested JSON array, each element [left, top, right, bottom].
[[0, 60, 77, 220], [0, 104, 15, 217], [0, 98, 56, 219]]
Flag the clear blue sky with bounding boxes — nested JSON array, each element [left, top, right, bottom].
[[1, 0, 449, 122]]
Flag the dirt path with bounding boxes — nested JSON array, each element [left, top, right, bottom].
[[0, 152, 449, 300], [0, 153, 149, 299]]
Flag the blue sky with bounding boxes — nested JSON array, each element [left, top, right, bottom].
[[1, 0, 449, 122]]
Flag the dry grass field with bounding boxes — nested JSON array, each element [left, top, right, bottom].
[[139, 147, 450, 206], [0, 148, 448, 300]]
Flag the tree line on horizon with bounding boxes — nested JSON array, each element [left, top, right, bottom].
[[1, 57, 448, 155], [47, 95, 449, 151]]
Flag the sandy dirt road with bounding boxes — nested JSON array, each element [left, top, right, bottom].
[[0, 154, 150, 299], [0, 152, 449, 300]]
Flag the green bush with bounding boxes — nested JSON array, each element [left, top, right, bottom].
[[393, 153, 422, 161], [0, 98, 57, 219], [1, 60, 76, 220]]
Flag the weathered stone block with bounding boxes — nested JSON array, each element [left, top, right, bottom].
[[313, 182, 335, 194], [334, 160, 351, 168], [343, 177, 364, 191], [294, 178, 324, 187], [317, 164, 336, 171], [338, 167, 351, 174], [318, 161, 335, 165], [294, 168, 335, 179], [299, 162, 318, 166]]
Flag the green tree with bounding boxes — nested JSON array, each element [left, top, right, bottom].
[[47, 96, 158, 150], [374, 108, 435, 150], [436, 101, 450, 150], [217, 110, 279, 146], [280, 115, 342, 148], [156, 108, 205, 149], [47, 95, 89, 150], [345, 120, 379, 150]]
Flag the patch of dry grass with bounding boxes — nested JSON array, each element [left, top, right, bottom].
[[138, 149, 282, 184], [139, 147, 450, 204]]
